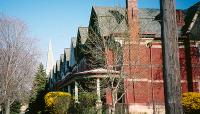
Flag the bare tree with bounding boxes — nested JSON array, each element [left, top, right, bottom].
[[0, 15, 39, 114]]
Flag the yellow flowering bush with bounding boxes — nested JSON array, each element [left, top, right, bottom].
[[44, 92, 71, 114], [182, 92, 200, 114]]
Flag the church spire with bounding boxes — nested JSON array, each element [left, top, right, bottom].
[[46, 40, 54, 77]]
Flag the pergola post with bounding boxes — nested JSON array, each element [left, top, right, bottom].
[[96, 78, 102, 114], [75, 81, 79, 103], [68, 85, 71, 94], [97, 78, 101, 102]]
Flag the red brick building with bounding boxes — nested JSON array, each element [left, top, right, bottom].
[[110, 1, 200, 113], [48, 0, 200, 113]]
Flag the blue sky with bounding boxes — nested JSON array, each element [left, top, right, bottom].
[[0, 0, 199, 66]]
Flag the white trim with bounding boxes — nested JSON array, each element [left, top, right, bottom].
[[187, 12, 199, 33], [152, 45, 162, 48], [74, 68, 119, 75]]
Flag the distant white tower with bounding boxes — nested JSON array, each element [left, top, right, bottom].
[[46, 40, 54, 77]]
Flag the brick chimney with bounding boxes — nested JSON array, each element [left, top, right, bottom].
[[124, 0, 140, 104], [126, 0, 139, 43]]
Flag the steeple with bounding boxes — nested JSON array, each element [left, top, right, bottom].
[[46, 40, 54, 77]]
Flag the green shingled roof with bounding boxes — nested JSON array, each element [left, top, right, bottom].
[[75, 3, 200, 45], [92, 6, 162, 37], [93, 6, 127, 36], [92, 6, 196, 38], [139, 8, 161, 37]]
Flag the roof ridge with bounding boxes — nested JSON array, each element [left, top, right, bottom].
[[93, 5, 124, 9], [78, 26, 88, 28], [93, 6, 162, 10]]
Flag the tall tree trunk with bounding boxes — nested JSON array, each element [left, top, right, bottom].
[[5, 99, 10, 114], [111, 104, 116, 114], [160, 0, 183, 114], [111, 90, 116, 114]]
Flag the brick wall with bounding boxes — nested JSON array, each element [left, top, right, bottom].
[[106, 42, 200, 105]]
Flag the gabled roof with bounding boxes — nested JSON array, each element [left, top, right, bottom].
[[93, 6, 125, 17], [64, 48, 70, 61], [56, 60, 60, 71], [139, 8, 161, 37], [92, 6, 162, 37], [71, 37, 77, 48], [140, 9, 187, 37], [91, 6, 191, 38], [92, 6, 127, 36], [69, 37, 77, 67], [78, 27, 88, 44], [60, 54, 64, 62]]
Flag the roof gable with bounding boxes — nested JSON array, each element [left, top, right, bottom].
[[92, 6, 162, 37], [92, 6, 127, 36], [78, 27, 88, 44], [64, 48, 70, 61], [91, 6, 199, 38]]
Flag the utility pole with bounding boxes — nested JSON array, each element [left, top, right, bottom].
[[160, 0, 183, 114]]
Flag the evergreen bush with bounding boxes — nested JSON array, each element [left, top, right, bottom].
[[10, 101, 21, 114], [26, 63, 47, 114]]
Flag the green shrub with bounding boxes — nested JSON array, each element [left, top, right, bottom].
[[182, 92, 200, 114], [44, 92, 71, 114], [68, 92, 97, 114], [10, 101, 21, 114]]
